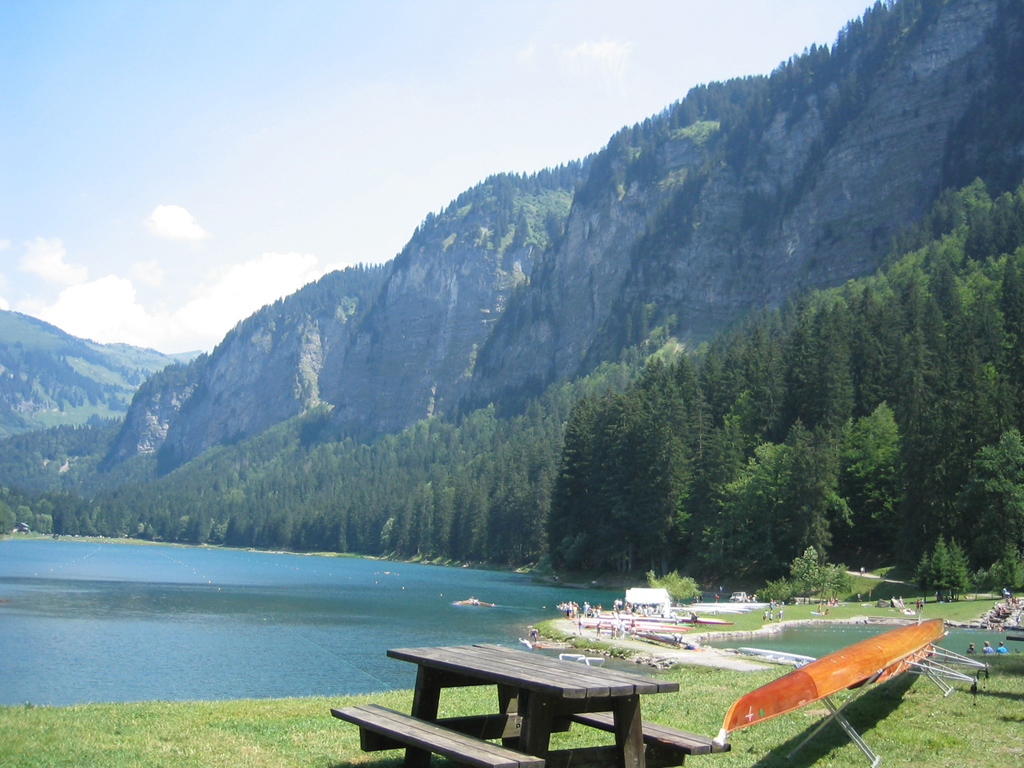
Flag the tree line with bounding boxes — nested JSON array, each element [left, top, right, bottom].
[[552, 179, 1024, 587]]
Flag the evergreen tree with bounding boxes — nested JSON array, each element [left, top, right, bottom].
[[838, 402, 903, 559], [959, 428, 1024, 565]]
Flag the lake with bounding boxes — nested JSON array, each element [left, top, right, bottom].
[[0, 539, 618, 706]]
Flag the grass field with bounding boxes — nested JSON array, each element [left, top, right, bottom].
[[1, 654, 1021, 768]]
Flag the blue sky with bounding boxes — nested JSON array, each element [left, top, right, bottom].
[[1, 1, 870, 353]]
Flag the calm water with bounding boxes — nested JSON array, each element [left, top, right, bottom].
[[0, 539, 619, 706], [702, 620, 1014, 658]]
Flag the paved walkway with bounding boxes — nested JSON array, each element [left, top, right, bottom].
[[549, 619, 770, 672]]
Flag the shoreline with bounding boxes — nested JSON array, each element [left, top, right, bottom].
[[545, 617, 773, 672], [542, 611, 1005, 673]]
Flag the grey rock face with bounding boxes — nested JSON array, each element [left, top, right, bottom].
[[105, 377, 197, 464], [113, 0, 1020, 468], [322, 243, 537, 435], [470, 0, 1003, 401]]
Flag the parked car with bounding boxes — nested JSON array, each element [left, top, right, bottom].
[[729, 592, 749, 603]]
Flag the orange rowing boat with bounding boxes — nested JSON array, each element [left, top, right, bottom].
[[718, 618, 944, 737]]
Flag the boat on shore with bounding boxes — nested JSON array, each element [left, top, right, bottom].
[[519, 638, 571, 649], [719, 618, 946, 736], [736, 647, 816, 665], [637, 631, 689, 647], [579, 616, 691, 634]]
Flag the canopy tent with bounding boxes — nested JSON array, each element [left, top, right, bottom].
[[624, 588, 672, 613]]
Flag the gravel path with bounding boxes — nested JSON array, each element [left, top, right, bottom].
[[548, 619, 770, 672]]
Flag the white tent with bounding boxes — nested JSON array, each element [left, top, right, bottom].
[[624, 587, 672, 613]]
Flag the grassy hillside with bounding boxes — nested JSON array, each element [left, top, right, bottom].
[[0, 310, 195, 437]]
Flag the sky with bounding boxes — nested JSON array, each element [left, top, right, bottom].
[[0, 1, 871, 355]]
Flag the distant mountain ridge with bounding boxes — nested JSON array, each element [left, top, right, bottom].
[[0, 310, 196, 438], [107, 0, 1024, 471]]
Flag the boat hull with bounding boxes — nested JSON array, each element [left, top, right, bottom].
[[721, 618, 945, 733]]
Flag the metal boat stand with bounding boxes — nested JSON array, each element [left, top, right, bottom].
[[907, 646, 988, 696], [786, 644, 987, 767], [786, 690, 880, 768]]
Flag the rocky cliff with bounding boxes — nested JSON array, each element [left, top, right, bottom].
[[318, 171, 577, 436], [109, 0, 1024, 470], [106, 266, 387, 469], [470, 0, 1013, 405], [109, 172, 576, 465]]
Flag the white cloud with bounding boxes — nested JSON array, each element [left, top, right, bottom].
[[0, 239, 10, 250], [144, 204, 210, 240], [130, 259, 165, 287], [561, 40, 632, 86], [37, 276, 161, 347], [33, 251, 326, 352], [173, 252, 323, 345], [0, 296, 9, 311], [19, 237, 89, 285]]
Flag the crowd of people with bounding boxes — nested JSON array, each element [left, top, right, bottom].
[[984, 595, 1021, 630]]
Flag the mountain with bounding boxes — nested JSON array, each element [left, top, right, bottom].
[[469, 0, 1019, 406], [111, 170, 577, 467], [0, 310, 196, 438], [96, 0, 1024, 470], [105, 264, 389, 470]]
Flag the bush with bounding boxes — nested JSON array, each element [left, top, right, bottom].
[[759, 577, 795, 603], [646, 570, 700, 602]]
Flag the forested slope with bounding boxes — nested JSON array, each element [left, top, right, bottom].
[[100, 0, 1024, 466], [0, 310, 194, 438], [552, 180, 1024, 580]]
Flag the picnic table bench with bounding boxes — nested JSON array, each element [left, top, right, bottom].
[[332, 704, 544, 768], [332, 643, 729, 768]]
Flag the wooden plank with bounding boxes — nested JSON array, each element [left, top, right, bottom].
[[458, 647, 629, 697], [438, 712, 572, 741], [571, 712, 731, 755], [441, 714, 524, 740], [543, 746, 622, 768], [389, 645, 676, 699], [612, 694, 645, 768], [332, 704, 545, 768], [389, 646, 608, 699], [390, 645, 588, 692], [474, 645, 677, 694]]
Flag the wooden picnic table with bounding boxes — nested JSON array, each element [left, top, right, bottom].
[[373, 643, 719, 768]]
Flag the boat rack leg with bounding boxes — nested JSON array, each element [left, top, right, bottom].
[[787, 694, 880, 768], [908, 645, 987, 698]]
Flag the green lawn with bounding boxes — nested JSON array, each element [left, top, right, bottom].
[[2, 655, 1021, 768]]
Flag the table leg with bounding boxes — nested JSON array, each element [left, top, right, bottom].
[[498, 684, 521, 747], [612, 694, 645, 768], [406, 667, 443, 768], [411, 666, 442, 720], [519, 690, 555, 757]]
